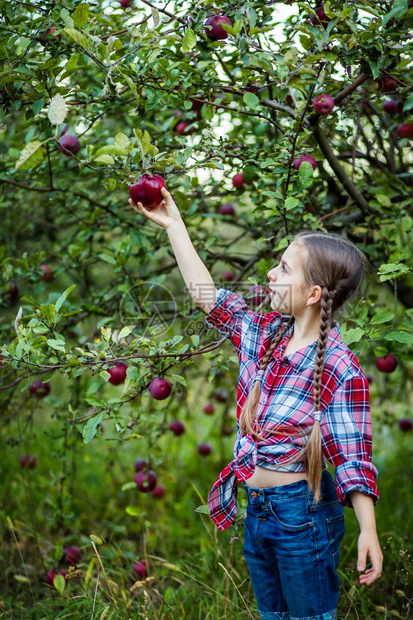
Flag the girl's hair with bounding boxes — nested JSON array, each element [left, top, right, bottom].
[[239, 231, 369, 501]]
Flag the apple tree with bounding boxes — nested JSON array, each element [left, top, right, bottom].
[[0, 0, 413, 527]]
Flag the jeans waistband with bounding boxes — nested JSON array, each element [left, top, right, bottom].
[[243, 469, 334, 503]]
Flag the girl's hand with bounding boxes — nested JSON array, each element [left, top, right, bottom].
[[357, 530, 383, 585], [129, 186, 183, 230]]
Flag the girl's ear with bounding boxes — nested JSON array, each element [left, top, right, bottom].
[[307, 285, 323, 306]]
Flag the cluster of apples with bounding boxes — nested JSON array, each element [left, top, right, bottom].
[[45, 545, 82, 589], [379, 78, 412, 139], [134, 459, 165, 498]]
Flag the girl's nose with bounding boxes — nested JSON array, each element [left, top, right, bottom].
[[267, 267, 277, 281]]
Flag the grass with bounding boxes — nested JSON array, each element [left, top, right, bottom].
[[0, 396, 412, 619]]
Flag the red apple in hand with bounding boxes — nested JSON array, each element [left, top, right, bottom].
[[396, 124, 413, 139], [205, 15, 232, 40], [293, 154, 317, 171], [232, 174, 245, 189], [375, 353, 398, 373], [58, 134, 81, 156], [248, 285, 268, 306], [30, 379, 51, 398], [169, 420, 185, 435], [129, 174, 166, 208], [310, 5, 331, 28], [134, 470, 157, 492], [108, 362, 128, 385], [149, 377, 172, 400], [313, 93, 335, 115]]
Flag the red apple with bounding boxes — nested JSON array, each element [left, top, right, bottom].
[[108, 361, 128, 385], [64, 545, 82, 565], [118, 0, 132, 7], [169, 420, 185, 435], [375, 353, 398, 373], [198, 442, 212, 456], [175, 122, 194, 135], [45, 569, 67, 587], [383, 100, 404, 115], [191, 97, 205, 115], [248, 285, 267, 306], [396, 124, 413, 139], [221, 424, 236, 436], [46, 27, 61, 39], [223, 271, 234, 281], [132, 560, 148, 579], [398, 418, 413, 432], [213, 388, 229, 403], [134, 459, 148, 472], [203, 403, 215, 415], [365, 373, 374, 385], [219, 203, 235, 216], [232, 174, 245, 189], [310, 5, 331, 28], [20, 454, 37, 469], [152, 485, 166, 499], [29, 378, 51, 398], [313, 93, 335, 115], [58, 134, 81, 156], [378, 76, 397, 92], [149, 377, 172, 400], [129, 174, 166, 208], [39, 265, 54, 282], [134, 470, 157, 492], [205, 15, 232, 40], [293, 154, 317, 171]]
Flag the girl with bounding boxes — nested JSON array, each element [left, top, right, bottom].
[[129, 187, 383, 620]]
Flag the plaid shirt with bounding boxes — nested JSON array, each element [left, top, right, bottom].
[[205, 288, 379, 532]]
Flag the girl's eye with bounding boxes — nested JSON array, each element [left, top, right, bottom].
[[281, 263, 287, 272]]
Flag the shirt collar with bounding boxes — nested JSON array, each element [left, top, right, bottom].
[[273, 322, 343, 370]]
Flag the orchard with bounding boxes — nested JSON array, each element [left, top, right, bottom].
[[0, 1, 412, 618]]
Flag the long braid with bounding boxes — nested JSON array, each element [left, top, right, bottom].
[[239, 316, 295, 437], [303, 286, 335, 501]]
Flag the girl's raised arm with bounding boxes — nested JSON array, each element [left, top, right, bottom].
[[129, 186, 217, 314]]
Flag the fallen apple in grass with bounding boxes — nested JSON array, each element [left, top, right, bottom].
[[129, 174, 166, 209], [132, 560, 148, 579], [64, 545, 82, 566]]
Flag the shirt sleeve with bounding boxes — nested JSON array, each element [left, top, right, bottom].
[[204, 288, 283, 360], [321, 373, 379, 507]]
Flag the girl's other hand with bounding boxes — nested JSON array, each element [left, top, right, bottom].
[[129, 187, 183, 230]]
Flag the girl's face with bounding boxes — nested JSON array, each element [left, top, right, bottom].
[[267, 242, 315, 316]]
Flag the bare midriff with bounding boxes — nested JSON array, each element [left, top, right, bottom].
[[244, 465, 308, 488]]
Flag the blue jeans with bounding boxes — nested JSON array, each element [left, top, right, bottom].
[[243, 470, 345, 620]]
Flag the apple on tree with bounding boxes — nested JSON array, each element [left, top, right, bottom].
[[108, 361, 128, 385], [4, 281, 19, 306], [58, 134, 81, 156], [175, 122, 194, 135], [309, 5, 331, 28], [149, 377, 172, 400], [39, 265, 54, 282], [152, 485, 166, 499], [378, 76, 397, 92], [375, 353, 398, 373], [30, 378, 51, 398], [223, 271, 234, 282], [198, 442, 212, 456], [293, 154, 317, 171], [383, 100, 404, 115], [219, 203, 235, 216], [214, 388, 229, 403], [134, 459, 148, 472], [20, 454, 37, 469], [232, 174, 245, 189], [313, 94, 335, 115], [396, 124, 413, 139], [398, 418, 413, 432], [204, 15, 232, 40], [169, 420, 185, 436], [134, 469, 157, 492], [203, 402, 215, 415], [129, 174, 166, 209], [118, 0, 132, 7]]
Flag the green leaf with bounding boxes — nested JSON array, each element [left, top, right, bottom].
[[182, 28, 196, 53], [284, 197, 299, 211], [60, 8, 75, 28], [82, 412, 103, 445], [64, 53, 80, 75], [63, 27, 88, 48], [243, 92, 260, 109], [48, 93, 67, 126], [53, 574, 66, 594], [15, 141, 45, 170], [125, 506, 143, 516], [55, 285, 76, 313], [297, 160, 314, 189], [195, 505, 210, 514], [73, 3, 89, 29], [114, 132, 130, 151], [20, 295, 41, 309], [382, 0, 408, 27], [171, 373, 186, 386], [118, 325, 135, 339], [47, 338, 66, 352], [94, 154, 115, 165], [94, 145, 128, 158], [370, 311, 395, 324], [342, 327, 365, 345], [85, 395, 106, 407], [122, 481, 136, 491], [384, 331, 413, 345], [377, 263, 411, 282]]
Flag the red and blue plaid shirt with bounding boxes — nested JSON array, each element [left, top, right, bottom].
[[205, 289, 379, 532]]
